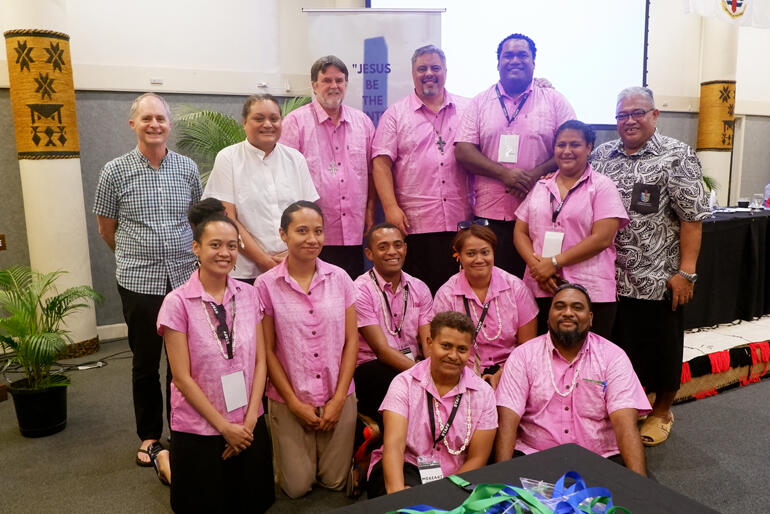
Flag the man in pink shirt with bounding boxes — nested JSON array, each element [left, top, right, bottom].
[[281, 55, 376, 279], [495, 284, 650, 476], [455, 33, 575, 277], [366, 311, 498, 498], [354, 223, 433, 425], [373, 45, 472, 294]]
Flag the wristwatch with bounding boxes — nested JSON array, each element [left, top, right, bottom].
[[551, 256, 560, 269], [677, 270, 698, 283]]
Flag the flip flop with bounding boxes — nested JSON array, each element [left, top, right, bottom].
[[640, 413, 674, 447], [148, 442, 171, 486], [135, 446, 154, 468]]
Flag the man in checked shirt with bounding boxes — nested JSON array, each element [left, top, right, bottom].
[[94, 93, 202, 468]]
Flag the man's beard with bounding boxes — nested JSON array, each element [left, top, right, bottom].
[[549, 326, 588, 349], [421, 83, 438, 96]]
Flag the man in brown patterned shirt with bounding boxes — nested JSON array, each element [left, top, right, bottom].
[[591, 86, 710, 447]]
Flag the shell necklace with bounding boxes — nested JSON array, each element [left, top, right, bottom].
[[433, 392, 472, 455]]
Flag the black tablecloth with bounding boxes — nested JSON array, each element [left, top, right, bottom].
[[684, 209, 770, 329], [334, 444, 717, 514]]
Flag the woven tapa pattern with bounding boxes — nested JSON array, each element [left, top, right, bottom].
[[4, 29, 80, 159]]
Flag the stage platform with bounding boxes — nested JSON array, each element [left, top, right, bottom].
[[674, 315, 770, 403]]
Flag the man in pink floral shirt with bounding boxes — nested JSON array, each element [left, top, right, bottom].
[[495, 284, 649, 476], [281, 55, 376, 279], [373, 45, 472, 294], [455, 33, 575, 277]]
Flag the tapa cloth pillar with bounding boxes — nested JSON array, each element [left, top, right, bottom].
[[5, 29, 80, 158], [4, 29, 97, 348], [694, 16, 738, 206]]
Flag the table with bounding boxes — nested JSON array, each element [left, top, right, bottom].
[[334, 444, 717, 514], [684, 209, 770, 329]]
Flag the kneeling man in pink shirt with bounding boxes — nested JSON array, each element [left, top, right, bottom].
[[366, 311, 498, 497], [495, 283, 650, 476]]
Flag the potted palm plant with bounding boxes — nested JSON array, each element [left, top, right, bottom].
[[0, 265, 101, 437]]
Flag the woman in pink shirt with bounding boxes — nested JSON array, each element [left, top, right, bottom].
[[366, 311, 498, 497], [255, 201, 359, 499], [157, 211, 273, 513], [514, 120, 629, 338], [433, 224, 538, 389]]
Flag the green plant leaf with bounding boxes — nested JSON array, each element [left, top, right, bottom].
[[174, 107, 245, 183], [0, 266, 100, 389], [280, 96, 311, 117], [41, 286, 103, 333]]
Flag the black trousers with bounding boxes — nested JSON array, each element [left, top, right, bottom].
[[117, 283, 171, 441], [535, 297, 617, 340], [320, 244, 365, 279], [487, 219, 525, 278], [366, 460, 421, 499], [612, 296, 684, 393], [354, 359, 401, 427], [170, 417, 275, 513], [403, 231, 460, 295]]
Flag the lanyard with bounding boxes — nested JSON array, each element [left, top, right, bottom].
[[495, 85, 530, 127], [551, 178, 587, 224], [462, 297, 489, 338], [203, 297, 235, 359], [427, 392, 463, 445], [369, 270, 409, 338]]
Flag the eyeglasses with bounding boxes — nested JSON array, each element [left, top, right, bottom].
[[614, 109, 653, 122], [457, 218, 490, 231]]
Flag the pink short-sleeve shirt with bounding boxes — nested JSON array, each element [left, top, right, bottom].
[[515, 165, 629, 302], [368, 358, 498, 477], [433, 267, 538, 368], [280, 100, 375, 246], [496, 332, 651, 457], [157, 272, 264, 436], [456, 81, 575, 220], [354, 268, 433, 366], [372, 90, 472, 234], [255, 258, 356, 406]]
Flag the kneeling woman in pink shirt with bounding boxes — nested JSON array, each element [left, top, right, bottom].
[[366, 311, 498, 497], [255, 200, 359, 498], [157, 212, 274, 513], [433, 225, 538, 389], [514, 120, 629, 339]]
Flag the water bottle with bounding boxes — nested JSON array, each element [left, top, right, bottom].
[[765, 182, 770, 208]]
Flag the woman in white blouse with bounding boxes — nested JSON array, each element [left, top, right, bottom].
[[203, 94, 319, 284]]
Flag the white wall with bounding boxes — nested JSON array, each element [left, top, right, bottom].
[[646, 0, 770, 116], [1, 0, 768, 114], [0, 0, 358, 97]]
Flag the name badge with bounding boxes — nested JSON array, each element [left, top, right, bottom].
[[221, 370, 248, 412], [401, 347, 415, 361], [498, 134, 520, 163], [417, 455, 443, 484], [542, 231, 564, 258], [630, 183, 660, 214]]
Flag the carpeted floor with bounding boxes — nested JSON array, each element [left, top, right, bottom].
[[1, 337, 768, 513]]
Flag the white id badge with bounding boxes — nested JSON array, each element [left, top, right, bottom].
[[401, 347, 415, 361], [497, 134, 520, 163], [417, 455, 443, 484], [541, 231, 565, 258], [221, 370, 248, 412]]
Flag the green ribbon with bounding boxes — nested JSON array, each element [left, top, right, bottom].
[[388, 475, 632, 514]]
